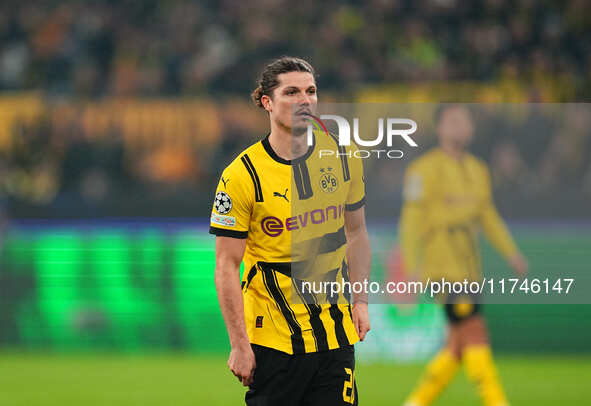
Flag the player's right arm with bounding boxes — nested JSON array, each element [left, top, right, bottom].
[[215, 236, 255, 386], [210, 162, 256, 386]]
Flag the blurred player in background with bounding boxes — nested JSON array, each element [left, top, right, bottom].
[[400, 105, 528, 406], [211, 57, 371, 405]]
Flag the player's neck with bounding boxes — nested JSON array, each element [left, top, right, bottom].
[[268, 125, 309, 162]]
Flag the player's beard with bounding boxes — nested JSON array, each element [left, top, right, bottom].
[[291, 113, 313, 138], [291, 123, 308, 138], [276, 116, 308, 138], [274, 117, 310, 159]]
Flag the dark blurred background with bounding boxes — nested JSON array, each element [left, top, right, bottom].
[[1, 0, 590, 96], [0, 0, 590, 219]]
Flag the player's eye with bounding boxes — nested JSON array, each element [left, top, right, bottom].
[[307, 88, 316, 95], [286, 89, 297, 95]]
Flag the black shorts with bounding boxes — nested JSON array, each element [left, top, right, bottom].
[[246, 344, 358, 406], [444, 293, 481, 324]]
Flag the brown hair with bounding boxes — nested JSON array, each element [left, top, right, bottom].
[[251, 56, 316, 109]]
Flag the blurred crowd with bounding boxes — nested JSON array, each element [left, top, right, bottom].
[[0, 0, 590, 98], [0, 0, 590, 219], [1, 101, 590, 219], [0, 103, 258, 218]]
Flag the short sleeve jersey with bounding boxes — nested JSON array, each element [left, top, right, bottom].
[[210, 131, 365, 354]]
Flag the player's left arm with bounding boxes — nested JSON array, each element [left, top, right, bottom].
[[344, 145, 371, 340], [345, 206, 371, 341], [479, 164, 528, 276]]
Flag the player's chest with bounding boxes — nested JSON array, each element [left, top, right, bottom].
[[254, 161, 349, 215], [435, 162, 485, 204]]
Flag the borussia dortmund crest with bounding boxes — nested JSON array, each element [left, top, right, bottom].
[[319, 167, 339, 193]]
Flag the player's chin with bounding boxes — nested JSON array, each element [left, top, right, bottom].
[[289, 115, 310, 132], [291, 124, 309, 137]]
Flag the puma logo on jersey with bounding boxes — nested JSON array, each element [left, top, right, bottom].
[[221, 177, 230, 189], [273, 188, 289, 202]]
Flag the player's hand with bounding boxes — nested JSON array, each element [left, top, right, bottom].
[[228, 343, 256, 386], [508, 252, 528, 276], [352, 302, 371, 341]]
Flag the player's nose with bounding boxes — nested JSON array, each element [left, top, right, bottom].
[[298, 91, 313, 106]]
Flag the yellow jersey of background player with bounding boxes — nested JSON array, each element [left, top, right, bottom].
[[401, 144, 518, 284], [400, 104, 528, 406], [211, 56, 371, 406]]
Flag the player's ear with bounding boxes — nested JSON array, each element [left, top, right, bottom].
[[261, 94, 272, 112]]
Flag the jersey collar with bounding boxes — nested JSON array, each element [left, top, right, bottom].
[[262, 133, 316, 165]]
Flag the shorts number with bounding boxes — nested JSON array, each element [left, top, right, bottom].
[[343, 367, 355, 404]]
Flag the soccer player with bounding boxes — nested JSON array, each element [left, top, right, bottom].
[[210, 56, 371, 406], [400, 105, 528, 406]]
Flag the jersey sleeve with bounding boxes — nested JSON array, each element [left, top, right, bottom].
[[345, 143, 366, 211], [209, 162, 253, 239]]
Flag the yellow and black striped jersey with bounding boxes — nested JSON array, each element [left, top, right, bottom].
[[210, 131, 365, 354], [400, 148, 518, 283]]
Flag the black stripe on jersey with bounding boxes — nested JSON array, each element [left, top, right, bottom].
[[241, 154, 264, 202], [328, 133, 351, 182], [293, 162, 314, 200], [299, 162, 314, 197], [292, 226, 347, 260], [294, 281, 329, 352], [318, 226, 346, 253], [261, 266, 306, 354], [209, 226, 248, 239], [345, 196, 366, 211], [259, 261, 291, 277], [325, 265, 350, 347], [341, 259, 352, 304], [329, 303, 350, 347], [243, 265, 258, 292]]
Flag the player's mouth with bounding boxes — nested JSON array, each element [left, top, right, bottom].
[[296, 109, 312, 117]]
